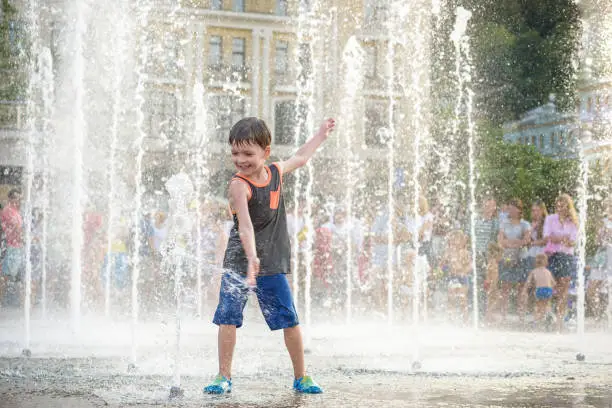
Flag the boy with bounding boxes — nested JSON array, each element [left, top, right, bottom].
[[522, 253, 555, 326], [204, 117, 335, 395]]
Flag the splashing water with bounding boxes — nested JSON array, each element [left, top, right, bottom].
[[339, 36, 365, 324], [450, 6, 478, 328], [131, 0, 153, 365]]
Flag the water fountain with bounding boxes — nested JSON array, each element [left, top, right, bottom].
[[575, 130, 591, 361], [128, 0, 153, 371], [450, 6, 478, 329], [63, 0, 88, 336], [163, 172, 194, 399], [39, 47, 54, 320], [3, 1, 612, 405], [293, 0, 321, 345], [20, 0, 42, 358], [339, 36, 365, 324], [104, 9, 128, 319], [192, 81, 208, 320]]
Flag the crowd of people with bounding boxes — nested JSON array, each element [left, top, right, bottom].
[[287, 193, 612, 330], [1, 186, 611, 330]]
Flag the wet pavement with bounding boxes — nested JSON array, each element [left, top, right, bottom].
[[2, 367, 612, 407], [1, 309, 612, 407]]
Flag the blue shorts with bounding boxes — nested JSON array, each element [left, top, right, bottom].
[[213, 272, 299, 331], [535, 287, 553, 300]]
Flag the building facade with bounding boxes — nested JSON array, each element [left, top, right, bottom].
[[0, 0, 432, 208]]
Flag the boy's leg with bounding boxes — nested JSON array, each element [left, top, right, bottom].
[[256, 274, 307, 380], [211, 272, 249, 379], [219, 324, 237, 379], [284, 325, 305, 379], [534, 299, 545, 322]]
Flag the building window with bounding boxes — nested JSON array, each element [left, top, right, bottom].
[[208, 36, 223, 66], [297, 43, 312, 79], [211, 0, 222, 10], [274, 101, 308, 145], [364, 45, 377, 79], [587, 97, 593, 112], [551, 133, 556, 148], [364, 1, 389, 27], [365, 101, 389, 146], [147, 89, 178, 139], [209, 95, 247, 142], [298, 0, 311, 13], [539, 134, 544, 148], [232, 0, 245, 12], [559, 132, 565, 146], [161, 31, 180, 77], [276, 0, 288, 16], [275, 41, 289, 79], [531, 135, 536, 146], [232, 38, 246, 67]]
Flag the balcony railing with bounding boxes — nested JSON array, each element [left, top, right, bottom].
[[0, 100, 26, 130]]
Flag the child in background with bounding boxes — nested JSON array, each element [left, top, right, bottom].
[[441, 230, 472, 324], [484, 242, 504, 325], [523, 253, 555, 327]]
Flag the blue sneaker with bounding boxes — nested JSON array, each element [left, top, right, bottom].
[[203, 374, 232, 394], [293, 375, 323, 394]]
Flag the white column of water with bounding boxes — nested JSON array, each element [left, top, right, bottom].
[[402, 0, 431, 361], [450, 7, 478, 328], [39, 47, 54, 319], [192, 81, 208, 319], [22, 0, 42, 352], [70, 0, 89, 334], [576, 141, 589, 346], [293, 0, 319, 342], [104, 11, 128, 318], [131, 0, 153, 367], [165, 173, 194, 393], [339, 37, 365, 324], [384, 39, 397, 326]]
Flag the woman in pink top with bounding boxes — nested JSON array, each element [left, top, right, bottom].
[[543, 193, 578, 329]]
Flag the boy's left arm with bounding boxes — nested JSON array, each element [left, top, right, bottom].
[[277, 118, 335, 175]]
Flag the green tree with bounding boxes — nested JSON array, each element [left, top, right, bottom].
[[464, 0, 580, 125], [477, 122, 579, 210], [0, 0, 28, 101]]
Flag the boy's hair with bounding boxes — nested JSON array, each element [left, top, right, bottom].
[[535, 253, 548, 268], [487, 242, 503, 259], [229, 117, 271, 149]]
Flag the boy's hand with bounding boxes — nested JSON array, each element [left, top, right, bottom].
[[317, 118, 336, 138], [246, 256, 260, 288]]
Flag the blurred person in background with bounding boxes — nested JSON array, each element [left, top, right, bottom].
[[543, 194, 579, 331], [0, 189, 23, 308]]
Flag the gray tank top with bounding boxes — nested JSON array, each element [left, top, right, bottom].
[[223, 164, 290, 276]]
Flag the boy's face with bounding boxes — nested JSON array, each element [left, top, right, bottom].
[[231, 142, 270, 176]]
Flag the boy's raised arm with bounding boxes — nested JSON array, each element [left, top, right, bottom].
[[278, 118, 335, 175], [229, 180, 260, 286]]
